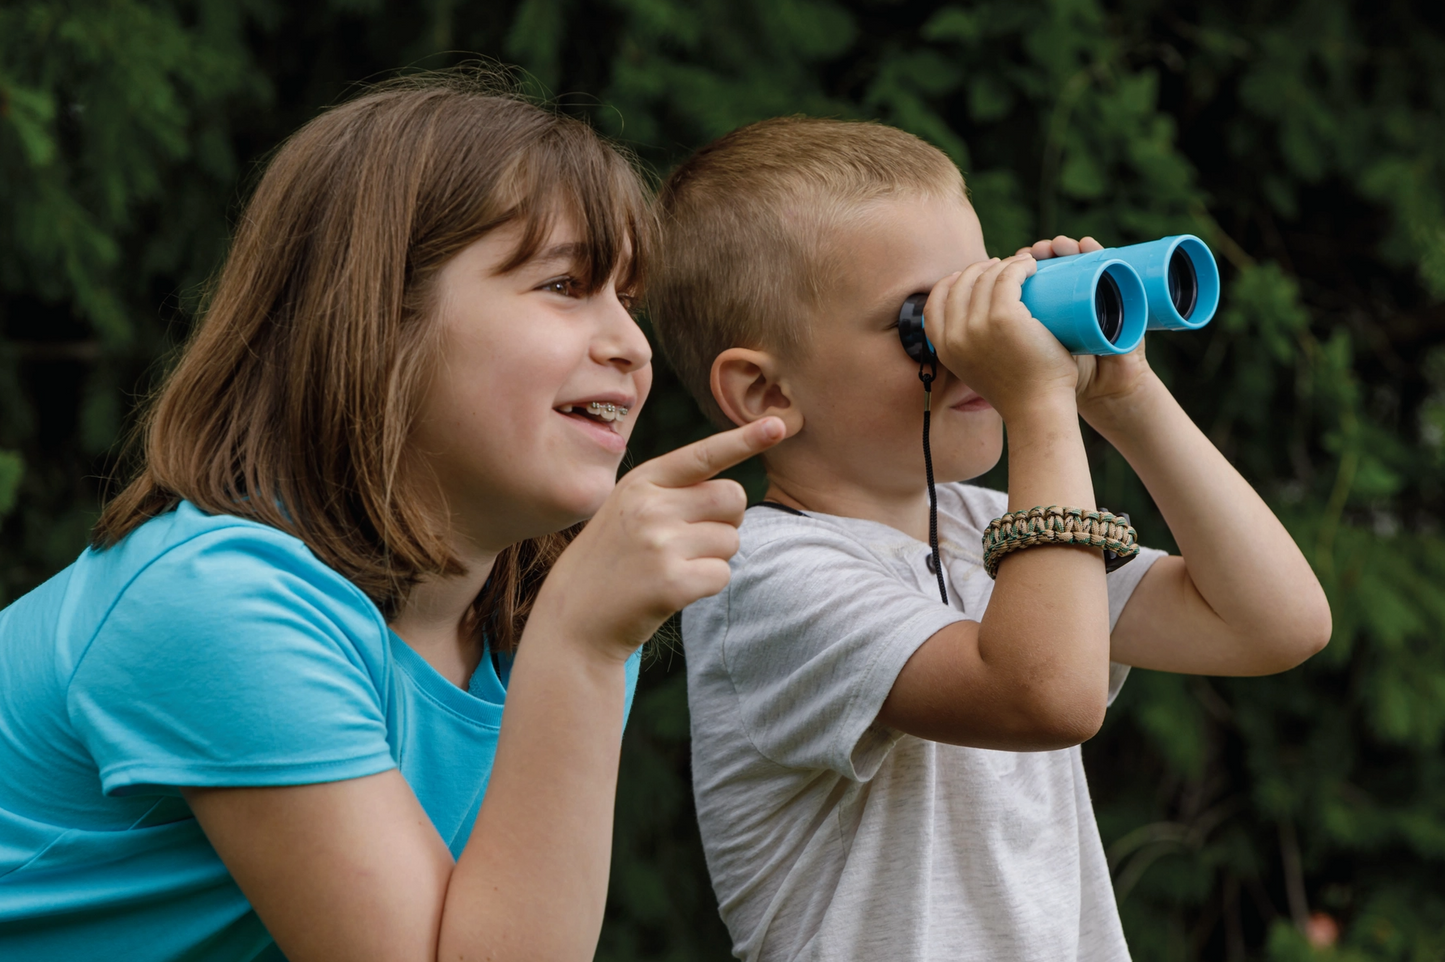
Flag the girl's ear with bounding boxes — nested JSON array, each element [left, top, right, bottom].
[[710, 349, 803, 437]]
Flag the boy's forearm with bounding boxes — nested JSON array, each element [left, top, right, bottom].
[[981, 398, 1112, 732], [1083, 374, 1331, 672], [1001, 397, 1097, 513]]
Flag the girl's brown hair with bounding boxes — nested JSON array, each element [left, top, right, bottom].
[[93, 73, 653, 651]]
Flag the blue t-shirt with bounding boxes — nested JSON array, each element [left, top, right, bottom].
[[0, 502, 640, 961]]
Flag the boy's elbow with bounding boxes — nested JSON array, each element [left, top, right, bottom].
[[1239, 598, 1332, 675], [1287, 601, 1333, 667], [1017, 685, 1108, 750], [1268, 593, 1333, 672]]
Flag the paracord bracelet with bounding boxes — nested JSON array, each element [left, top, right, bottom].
[[981, 506, 1139, 579]]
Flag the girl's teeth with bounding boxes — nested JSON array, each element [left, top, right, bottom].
[[588, 401, 621, 422]]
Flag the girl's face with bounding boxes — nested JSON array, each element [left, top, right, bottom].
[[411, 217, 653, 553]]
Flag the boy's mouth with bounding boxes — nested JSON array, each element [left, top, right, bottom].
[[950, 393, 993, 413]]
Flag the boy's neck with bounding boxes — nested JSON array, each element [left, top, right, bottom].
[[764, 474, 933, 544]]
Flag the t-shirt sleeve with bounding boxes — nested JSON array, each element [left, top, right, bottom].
[[1103, 541, 1168, 704], [66, 528, 398, 796], [716, 524, 969, 781], [948, 483, 1167, 706]]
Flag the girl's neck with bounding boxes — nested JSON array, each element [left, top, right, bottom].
[[388, 545, 499, 690]]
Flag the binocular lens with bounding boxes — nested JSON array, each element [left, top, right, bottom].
[[1167, 248, 1198, 320], [1095, 272, 1124, 345]]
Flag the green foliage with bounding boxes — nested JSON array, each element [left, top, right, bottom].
[[4, 1, 1445, 958], [0, 449, 22, 516]]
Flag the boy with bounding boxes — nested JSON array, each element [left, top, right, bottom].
[[649, 117, 1331, 962]]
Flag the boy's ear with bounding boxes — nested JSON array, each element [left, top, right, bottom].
[[710, 348, 803, 437]]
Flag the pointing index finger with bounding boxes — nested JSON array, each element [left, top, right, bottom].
[[639, 418, 786, 488]]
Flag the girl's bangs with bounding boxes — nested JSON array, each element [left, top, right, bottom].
[[497, 127, 653, 298]]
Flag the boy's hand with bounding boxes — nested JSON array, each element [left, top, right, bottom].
[[1022, 234, 1157, 422], [924, 253, 1078, 421], [1014, 234, 1103, 261]]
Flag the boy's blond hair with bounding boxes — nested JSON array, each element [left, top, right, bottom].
[[650, 116, 966, 425]]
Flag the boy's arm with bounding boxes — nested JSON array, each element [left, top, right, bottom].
[[877, 254, 1113, 751], [878, 390, 1110, 751], [1085, 371, 1332, 675]]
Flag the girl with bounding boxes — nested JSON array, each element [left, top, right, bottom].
[[0, 77, 783, 961]]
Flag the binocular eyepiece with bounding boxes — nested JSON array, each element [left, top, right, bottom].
[[898, 234, 1219, 363]]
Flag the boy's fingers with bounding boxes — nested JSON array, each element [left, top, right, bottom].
[[1050, 235, 1081, 257], [639, 417, 786, 489], [928, 270, 964, 305], [942, 258, 996, 324], [1079, 235, 1104, 253], [989, 255, 1038, 316], [967, 254, 1031, 325], [922, 270, 962, 332]]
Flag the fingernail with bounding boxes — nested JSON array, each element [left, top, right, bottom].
[[761, 418, 785, 440]]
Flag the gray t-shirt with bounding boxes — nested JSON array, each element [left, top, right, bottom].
[[683, 483, 1164, 962]]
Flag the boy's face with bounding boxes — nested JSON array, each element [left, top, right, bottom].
[[782, 194, 1001, 498]]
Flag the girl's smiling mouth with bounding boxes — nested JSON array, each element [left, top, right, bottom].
[[555, 396, 636, 452]]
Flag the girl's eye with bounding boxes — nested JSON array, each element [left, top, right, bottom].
[[540, 277, 581, 297]]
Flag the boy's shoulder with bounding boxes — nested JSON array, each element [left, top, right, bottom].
[[937, 481, 1009, 528], [737, 483, 1006, 556]]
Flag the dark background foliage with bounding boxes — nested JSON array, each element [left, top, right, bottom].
[[4, 1, 1444, 959]]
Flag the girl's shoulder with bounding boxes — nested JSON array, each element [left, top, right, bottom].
[[92, 501, 377, 615], [60, 501, 391, 676], [58, 502, 398, 798], [98, 498, 320, 562]]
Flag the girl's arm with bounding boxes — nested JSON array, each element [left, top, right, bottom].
[[185, 418, 785, 962]]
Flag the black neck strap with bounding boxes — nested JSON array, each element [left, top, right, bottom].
[[919, 360, 948, 605]]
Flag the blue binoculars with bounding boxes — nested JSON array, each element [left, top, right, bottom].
[[898, 234, 1220, 362]]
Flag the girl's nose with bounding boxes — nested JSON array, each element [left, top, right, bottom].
[[593, 289, 652, 374]]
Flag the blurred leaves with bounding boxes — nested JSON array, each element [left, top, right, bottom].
[[4, 0, 1445, 959], [0, 450, 22, 517]]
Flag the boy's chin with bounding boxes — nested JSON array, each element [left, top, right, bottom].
[[937, 450, 1003, 484]]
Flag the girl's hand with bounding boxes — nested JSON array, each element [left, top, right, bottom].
[[1021, 234, 1158, 420], [534, 417, 786, 656], [924, 253, 1078, 421]]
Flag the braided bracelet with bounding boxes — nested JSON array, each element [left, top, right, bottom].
[[981, 506, 1139, 579]]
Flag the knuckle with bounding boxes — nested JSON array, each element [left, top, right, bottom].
[[660, 564, 697, 610], [690, 443, 714, 477], [699, 559, 733, 597], [705, 479, 746, 513], [722, 481, 747, 514]]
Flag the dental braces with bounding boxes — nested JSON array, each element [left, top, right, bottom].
[[587, 401, 628, 422]]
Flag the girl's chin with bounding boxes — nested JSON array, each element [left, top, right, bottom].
[[539, 479, 616, 527]]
